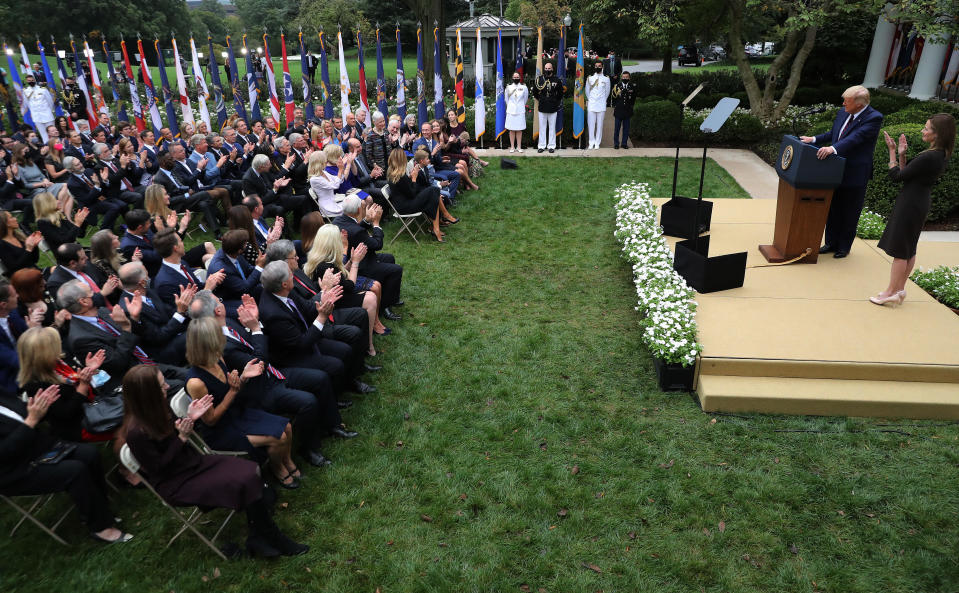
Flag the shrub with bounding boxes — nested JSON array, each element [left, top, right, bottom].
[[631, 100, 682, 142], [881, 102, 959, 127], [857, 209, 887, 239], [866, 122, 959, 222], [911, 266, 959, 308], [868, 93, 918, 117]]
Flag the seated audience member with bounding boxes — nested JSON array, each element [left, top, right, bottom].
[[228, 205, 267, 267], [399, 114, 419, 151], [363, 112, 396, 174], [43, 139, 70, 183], [258, 261, 374, 394], [63, 155, 128, 232], [387, 149, 458, 243], [189, 290, 352, 466], [117, 261, 192, 365], [87, 229, 133, 286], [115, 138, 149, 190], [184, 317, 300, 486], [333, 196, 404, 321], [323, 144, 371, 201], [243, 195, 283, 249], [64, 129, 95, 164], [119, 209, 161, 277], [433, 119, 476, 191], [0, 210, 43, 273], [208, 229, 264, 313], [187, 134, 231, 190], [1, 161, 36, 227], [0, 384, 132, 543], [33, 189, 89, 251], [304, 226, 382, 356], [152, 227, 225, 309], [121, 365, 307, 556], [16, 327, 106, 441], [0, 279, 32, 395], [10, 268, 64, 330], [285, 133, 312, 195], [46, 243, 119, 308], [410, 122, 461, 200], [308, 150, 351, 217], [57, 279, 186, 394], [93, 142, 141, 208], [12, 142, 66, 200], [242, 153, 309, 229], [143, 184, 217, 266]]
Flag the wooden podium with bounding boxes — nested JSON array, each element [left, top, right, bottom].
[[759, 135, 846, 264]]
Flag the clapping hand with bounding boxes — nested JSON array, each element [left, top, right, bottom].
[[25, 385, 61, 427], [187, 393, 214, 421], [241, 358, 264, 381], [883, 130, 896, 151], [898, 133, 907, 155], [25, 231, 43, 250], [175, 283, 197, 314], [227, 369, 242, 391], [319, 267, 339, 291], [240, 293, 259, 319], [74, 207, 89, 227], [84, 349, 106, 372], [110, 304, 131, 331], [165, 211, 179, 229], [350, 243, 367, 265], [131, 247, 142, 261], [204, 270, 226, 290], [26, 306, 44, 328], [175, 417, 195, 439], [124, 291, 143, 321], [102, 275, 120, 296]]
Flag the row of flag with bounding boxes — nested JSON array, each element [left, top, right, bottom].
[[1, 24, 590, 142]]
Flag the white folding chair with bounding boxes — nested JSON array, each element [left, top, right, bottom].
[[169, 390, 246, 457], [307, 188, 335, 224], [119, 444, 233, 561], [1, 494, 72, 545], [381, 185, 427, 245]]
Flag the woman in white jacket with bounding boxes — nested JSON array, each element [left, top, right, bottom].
[[307, 150, 354, 217], [505, 74, 529, 153]]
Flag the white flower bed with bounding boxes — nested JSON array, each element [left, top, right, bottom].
[[614, 182, 701, 367]]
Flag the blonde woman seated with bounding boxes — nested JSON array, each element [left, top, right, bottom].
[[33, 190, 88, 252], [307, 150, 355, 218], [185, 317, 301, 489], [143, 184, 216, 268], [304, 224, 382, 356], [386, 148, 458, 243]]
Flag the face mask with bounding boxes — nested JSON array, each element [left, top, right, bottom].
[[54, 143, 64, 151], [27, 82, 36, 87], [513, 79, 520, 83], [545, 71, 553, 76]]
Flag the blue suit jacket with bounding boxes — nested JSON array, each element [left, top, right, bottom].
[[208, 250, 262, 310], [813, 105, 883, 188], [152, 261, 201, 309], [119, 231, 161, 277], [0, 311, 27, 395]]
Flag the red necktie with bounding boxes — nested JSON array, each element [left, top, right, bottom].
[[179, 264, 196, 285], [110, 162, 134, 191], [293, 275, 316, 296], [95, 318, 155, 365], [78, 272, 100, 293], [228, 328, 285, 379]]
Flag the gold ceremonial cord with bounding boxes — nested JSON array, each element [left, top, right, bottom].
[[746, 248, 813, 268], [611, 83, 622, 99]]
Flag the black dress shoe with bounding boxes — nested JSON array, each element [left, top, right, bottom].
[[337, 399, 354, 409], [819, 244, 836, 254], [383, 308, 402, 321], [364, 362, 383, 372], [301, 449, 332, 467], [352, 380, 377, 394], [833, 250, 849, 259], [537, 148, 544, 153], [246, 535, 281, 558], [331, 426, 359, 439], [393, 300, 405, 307], [548, 148, 555, 153]]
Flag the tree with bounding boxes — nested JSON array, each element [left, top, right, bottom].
[[234, 0, 299, 37], [878, 0, 959, 39], [296, 0, 374, 54], [0, 0, 194, 43], [518, 0, 570, 31]]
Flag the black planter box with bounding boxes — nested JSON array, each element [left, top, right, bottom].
[[660, 195, 713, 238], [653, 356, 695, 391], [673, 235, 747, 294]]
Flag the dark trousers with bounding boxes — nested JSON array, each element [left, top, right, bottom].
[[282, 349, 346, 394], [259, 378, 339, 450], [824, 184, 867, 253], [331, 306, 367, 377], [1, 198, 35, 226], [613, 117, 631, 147], [2, 443, 114, 532], [360, 254, 403, 310], [85, 197, 128, 231]]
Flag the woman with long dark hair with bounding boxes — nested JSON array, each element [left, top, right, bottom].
[[122, 365, 308, 557], [872, 114, 956, 306]]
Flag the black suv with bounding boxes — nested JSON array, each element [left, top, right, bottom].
[[678, 44, 702, 67]]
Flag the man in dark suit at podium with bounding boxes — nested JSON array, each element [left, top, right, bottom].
[[800, 85, 882, 259]]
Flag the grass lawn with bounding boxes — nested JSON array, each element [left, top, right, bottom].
[[675, 61, 771, 75], [3, 157, 958, 592]]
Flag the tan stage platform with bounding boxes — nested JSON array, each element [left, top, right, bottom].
[[652, 198, 959, 419]]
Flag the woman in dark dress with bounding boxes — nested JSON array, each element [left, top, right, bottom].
[[227, 205, 262, 267], [10, 268, 63, 330], [872, 114, 955, 306], [122, 365, 308, 557], [184, 317, 300, 489], [34, 190, 88, 252], [0, 210, 42, 273], [385, 148, 458, 243]]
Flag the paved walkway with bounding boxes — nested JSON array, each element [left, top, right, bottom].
[[474, 146, 780, 200]]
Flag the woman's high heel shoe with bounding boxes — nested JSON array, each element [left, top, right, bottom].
[[869, 292, 904, 307]]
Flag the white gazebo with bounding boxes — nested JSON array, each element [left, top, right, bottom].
[[445, 14, 534, 81]]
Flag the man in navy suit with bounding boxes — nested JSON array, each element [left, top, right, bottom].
[[151, 228, 225, 310], [117, 261, 191, 365], [207, 229, 264, 315], [800, 85, 883, 259], [119, 209, 160, 277], [0, 280, 35, 395]]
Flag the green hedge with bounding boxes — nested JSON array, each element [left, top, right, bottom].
[[865, 123, 959, 222], [881, 102, 959, 127], [631, 100, 682, 142]]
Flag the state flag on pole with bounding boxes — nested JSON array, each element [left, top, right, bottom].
[[532, 27, 542, 141], [242, 34, 261, 122], [226, 35, 248, 121], [171, 37, 194, 127], [154, 39, 180, 136], [189, 37, 211, 130], [281, 32, 295, 129], [495, 29, 506, 141], [337, 29, 351, 119], [101, 40, 127, 123], [515, 30, 525, 78], [298, 31, 314, 122], [137, 38, 164, 137], [454, 29, 465, 124], [375, 28, 388, 118], [52, 39, 76, 128], [318, 30, 334, 118], [474, 27, 485, 141], [356, 31, 372, 127], [263, 33, 281, 126], [395, 26, 406, 121], [120, 38, 145, 132], [207, 34, 228, 130], [433, 25, 444, 119], [71, 38, 97, 125], [572, 25, 586, 140], [37, 40, 66, 119], [556, 24, 566, 138], [4, 41, 32, 129], [416, 24, 428, 126], [84, 38, 108, 117]]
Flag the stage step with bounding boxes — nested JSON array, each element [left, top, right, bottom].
[[699, 357, 959, 383], [697, 375, 959, 419]]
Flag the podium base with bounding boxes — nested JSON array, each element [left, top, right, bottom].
[[759, 243, 820, 264]]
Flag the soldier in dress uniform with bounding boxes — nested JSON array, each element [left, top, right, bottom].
[[585, 61, 610, 150], [531, 63, 565, 154], [611, 71, 637, 149]]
